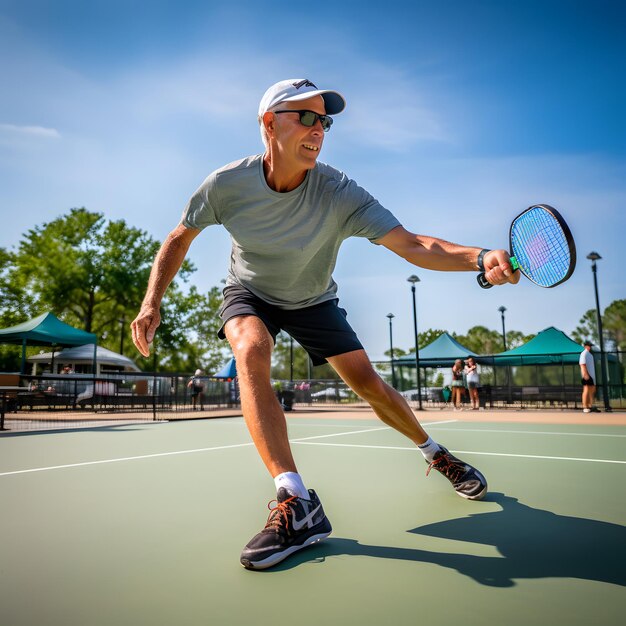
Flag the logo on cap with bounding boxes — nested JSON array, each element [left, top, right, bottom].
[[292, 79, 317, 90]]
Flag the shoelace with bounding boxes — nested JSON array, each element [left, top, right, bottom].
[[426, 453, 466, 482], [264, 495, 298, 530]]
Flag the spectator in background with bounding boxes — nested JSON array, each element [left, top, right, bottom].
[[464, 356, 480, 410], [187, 369, 205, 411], [451, 359, 465, 410], [579, 340, 597, 414]]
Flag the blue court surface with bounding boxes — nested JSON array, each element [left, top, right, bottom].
[[0, 410, 624, 626]]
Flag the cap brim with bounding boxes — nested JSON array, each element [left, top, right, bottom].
[[281, 90, 346, 115]]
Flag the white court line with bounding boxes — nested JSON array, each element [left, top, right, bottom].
[[414, 419, 459, 427], [0, 442, 256, 477], [0, 424, 401, 478], [289, 420, 456, 443], [428, 426, 626, 438], [292, 441, 626, 464], [291, 426, 390, 442]]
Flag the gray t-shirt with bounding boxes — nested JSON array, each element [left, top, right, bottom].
[[181, 154, 401, 309]]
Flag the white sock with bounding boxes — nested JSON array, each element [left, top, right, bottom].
[[274, 472, 309, 500], [417, 437, 441, 462]]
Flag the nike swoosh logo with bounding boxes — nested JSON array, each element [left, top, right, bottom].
[[292, 504, 322, 531]]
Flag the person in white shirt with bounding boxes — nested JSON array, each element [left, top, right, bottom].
[[579, 340, 596, 413]]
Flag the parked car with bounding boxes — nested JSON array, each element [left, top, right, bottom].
[[399, 387, 443, 402]]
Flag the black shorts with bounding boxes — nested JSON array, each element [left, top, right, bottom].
[[217, 285, 363, 366], [581, 377, 595, 386]]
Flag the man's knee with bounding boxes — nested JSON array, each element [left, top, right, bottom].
[[225, 316, 273, 369], [352, 371, 394, 403]]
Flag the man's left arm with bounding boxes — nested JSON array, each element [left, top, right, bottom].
[[377, 225, 520, 287]]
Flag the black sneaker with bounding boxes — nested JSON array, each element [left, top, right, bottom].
[[426, 446, 488, 500], [240, 488, 332, 570]]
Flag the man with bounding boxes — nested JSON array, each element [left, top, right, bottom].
[[187, 368, 205, 411], [579, 340, 597, 413], [131, 78, 519, 570]]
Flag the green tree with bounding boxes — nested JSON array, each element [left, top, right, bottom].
[[0, 208, 225, 372], [384, 346, 408, 359], [149, 285, 227, 374], [604, 299, 626, 351], [572, 309, 599, 345], [505, 330, 536, 350], [400, 329, 446, 356], [453, 326, 503, 355], [0, 208, 167, 333]]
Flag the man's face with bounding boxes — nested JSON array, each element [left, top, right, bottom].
[[269, 95, 327, 169]]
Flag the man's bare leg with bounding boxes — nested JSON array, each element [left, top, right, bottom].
[[590, 385, 597, 407], [225, 315, 297, 477], [328, 349, 488, 500], [327, 349, 429, 444]]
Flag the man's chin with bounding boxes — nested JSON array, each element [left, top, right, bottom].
[[301, 154, 320, 169]]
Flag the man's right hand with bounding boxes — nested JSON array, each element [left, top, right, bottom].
[[131, 305, 161, 357]]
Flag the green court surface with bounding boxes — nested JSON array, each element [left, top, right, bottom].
[[0, 413, 624, 626]]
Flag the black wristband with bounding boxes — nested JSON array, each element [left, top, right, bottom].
[[477, 249, 490, 271]]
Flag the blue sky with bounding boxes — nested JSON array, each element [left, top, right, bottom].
[[0, 0, 624, 360]]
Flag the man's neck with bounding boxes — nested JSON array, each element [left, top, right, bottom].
[[263, 153, 308, 192]]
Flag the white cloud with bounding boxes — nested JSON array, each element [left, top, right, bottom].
[[0, 123, 61, 139]]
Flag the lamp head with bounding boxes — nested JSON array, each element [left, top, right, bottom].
[[407, 275, 420, 284], [586, 251, 601, 262]]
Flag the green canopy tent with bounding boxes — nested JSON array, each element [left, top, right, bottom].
[[395, 332, 478, 368], [486, 326, 620, 388], [0, 312, 97, 374], [392, 332, 478, 392], [488, 327, 584, 365]]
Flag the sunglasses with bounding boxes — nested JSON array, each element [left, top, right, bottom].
[[273, 109, 333, 132]]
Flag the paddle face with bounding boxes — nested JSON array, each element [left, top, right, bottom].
[[510, 204, 576, 287], [477, 204, 576, 289]]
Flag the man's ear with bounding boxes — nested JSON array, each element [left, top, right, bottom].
[[262, 111, 276, 135]]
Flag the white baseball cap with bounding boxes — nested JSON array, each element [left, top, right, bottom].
[[258, 79, 346, 117]]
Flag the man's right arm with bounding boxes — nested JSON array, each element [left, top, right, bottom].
[[579, 353, 590, 380], [131, 223, 200, 357]]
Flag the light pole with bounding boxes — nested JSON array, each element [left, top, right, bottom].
[[498, 305, 512, 401], [407, 275, 423, 410], [386, 313, 396, 389], [587, 252, 611, 412], [119, 317, 126, 356], [498, 306, 507, 351]]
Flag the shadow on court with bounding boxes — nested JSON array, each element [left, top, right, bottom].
[[269, 493, 625, 587]]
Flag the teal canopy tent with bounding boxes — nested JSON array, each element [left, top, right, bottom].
[[489, 327, 590, 365], [487, 326, 620, 385], [0, 312, 97, 374], [395, 332, 478, 368]]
